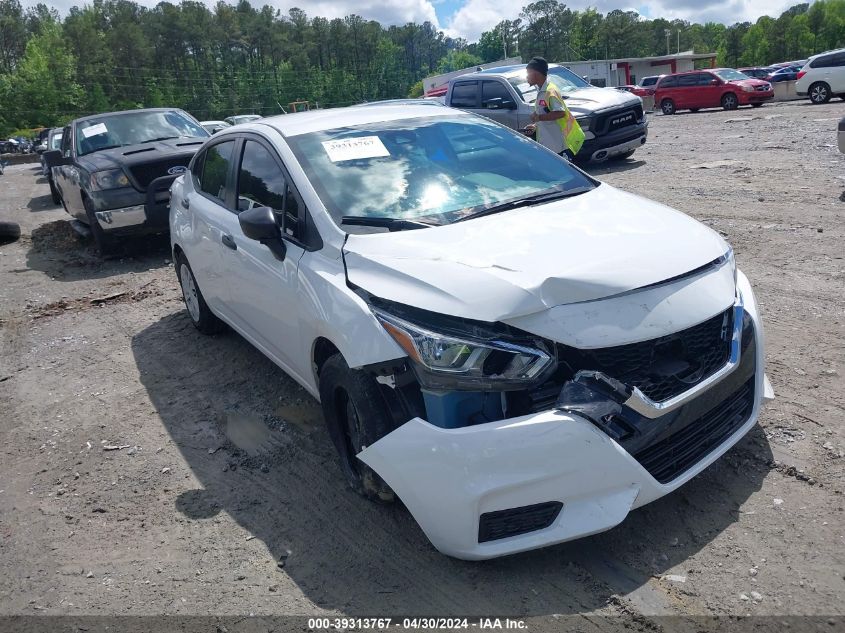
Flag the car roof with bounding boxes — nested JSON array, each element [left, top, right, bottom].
[[254, 104, 468, 138], [72, 107, 184, 125]]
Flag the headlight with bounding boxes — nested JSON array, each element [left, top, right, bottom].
[[741, 85, 755, 92], [373, 309, 555, 391], [90, 169, 130, 191], [575, 116, 591, 131]]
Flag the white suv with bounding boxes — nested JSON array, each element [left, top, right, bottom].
[[796, 48, 845, 104], [169, 104, 773, 560]]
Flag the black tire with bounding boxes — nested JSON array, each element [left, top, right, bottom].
[[318, 353, 396, 503], [721, 92, 739, 110], [175, 253, 225, 335], [751, 103, 763, 108], [83, 196, 116, 256], [49, 178, 60, 205], [0, 221, 21, 243], [809, 82, 831, 104], [689, 108, 700, 112], [661, 99, 676, 115]]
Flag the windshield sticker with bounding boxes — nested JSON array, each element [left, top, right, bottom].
[[322, 136, 390, 162], [80, 123, 108, 139]]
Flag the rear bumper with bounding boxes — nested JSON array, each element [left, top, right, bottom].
[[359, 271, 770, 560]]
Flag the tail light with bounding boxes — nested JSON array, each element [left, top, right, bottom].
[[797, 71, 806, 80]]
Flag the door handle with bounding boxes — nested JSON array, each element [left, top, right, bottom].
[[221, 234, 237, 250], [180, 197, 189, 209]]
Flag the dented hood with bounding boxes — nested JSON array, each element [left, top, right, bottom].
[[343, 183, 729, 322]]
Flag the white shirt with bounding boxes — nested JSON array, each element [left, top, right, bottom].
[[534, 79, 566, 154]]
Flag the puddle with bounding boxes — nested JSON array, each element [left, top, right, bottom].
[[276, 402, 323, 433]]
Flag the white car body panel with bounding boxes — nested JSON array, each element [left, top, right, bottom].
[[359, 271, 768, 560], [796, 48, 845, 95], [169, 105, 773, 559], [344, 184, 729, 322]]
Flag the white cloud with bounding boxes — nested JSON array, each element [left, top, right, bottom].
[[443, 0, 513, 41]]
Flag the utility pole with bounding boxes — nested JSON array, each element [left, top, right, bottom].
[[677, 30, 680, 54], [665, 29, 670, 56]]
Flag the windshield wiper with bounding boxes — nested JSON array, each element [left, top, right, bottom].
[[81, 144, 124, 155], [454, 186, 593, 223], [140, 136, 181, 143], [341, 216, 435, 231]]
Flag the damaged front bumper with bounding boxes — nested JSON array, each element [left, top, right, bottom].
[[358, 272, 772, 560]]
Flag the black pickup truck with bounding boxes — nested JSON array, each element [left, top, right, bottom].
[[43, 108, 209, 254]]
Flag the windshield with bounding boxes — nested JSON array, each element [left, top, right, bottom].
[[715, 69, 751, 82], [75, 110, 207, 156], [287, 114, 595, 230], [508, 66, 590, 104]]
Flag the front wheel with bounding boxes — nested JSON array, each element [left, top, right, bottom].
[[49, 178, 61, 205], [83, 197, 116, 256], [751, 103, 763, 108], [318, 353, 395, 503], [661, 99, 676, 115], [175, 253, 225, 335], [721, 93, 738, 110], [809, 82, 831, 104]]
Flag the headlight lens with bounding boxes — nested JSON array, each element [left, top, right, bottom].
[[575, 116, 591, 131], [374, 309, 555, 391], [742, 84, 755, 92], [90, 169, 130, 191]]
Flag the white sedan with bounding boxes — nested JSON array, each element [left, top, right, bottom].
[[169, 104, 773, 560]]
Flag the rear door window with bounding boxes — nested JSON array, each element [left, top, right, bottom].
[[451, 81, 479, 108], [658, 76, 678, 89], [197, 140, 235, 204], [678, 74, 698, 87]]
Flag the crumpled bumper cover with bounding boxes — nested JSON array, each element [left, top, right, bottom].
[[358, 271, 770, 560]]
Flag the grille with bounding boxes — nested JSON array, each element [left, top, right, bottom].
[[129, 157, 191, 189], [755, 85, 770, 91], [579, 308, 732, 403], [632, 379, 755, 484], [594, 104, 644, 136], [478, 501, 563, 543]]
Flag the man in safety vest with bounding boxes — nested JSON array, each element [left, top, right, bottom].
[[524, 57, 585, 161]]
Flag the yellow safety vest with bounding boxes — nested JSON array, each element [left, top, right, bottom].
[[537, 81, 585, 156]]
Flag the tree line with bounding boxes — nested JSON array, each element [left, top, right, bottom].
[[1, 0, 843, 137]]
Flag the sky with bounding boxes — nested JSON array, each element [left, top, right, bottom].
[[31, 0, 806, 42]]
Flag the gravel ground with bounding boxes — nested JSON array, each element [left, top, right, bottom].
[[0, 100, 843, 630]]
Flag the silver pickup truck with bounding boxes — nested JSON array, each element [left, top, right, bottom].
[[445, 63, 648, 162]]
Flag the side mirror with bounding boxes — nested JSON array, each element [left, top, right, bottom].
[[710, 78, 720, 85], [43, 149, 65, 168], [238, 205, 287, 261]]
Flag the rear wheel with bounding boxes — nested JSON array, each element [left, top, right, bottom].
[[721, 92, 739, 110], [661, 99, 676, 115], [318, 353, 395, 503], [809, 82, 831, 104]]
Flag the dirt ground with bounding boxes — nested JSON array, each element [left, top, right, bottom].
[[1, 100, 844, 630]]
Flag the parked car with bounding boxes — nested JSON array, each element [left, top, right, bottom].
[[655, 68, 773, 114], [170, 103, 772, 560], [200, 120, 231, 135], [444, 63, 648, 162], [738, 67, 772, 79], [224, 114, 262, 126], [617, 85, 653, 97], [639, 75, 664, 91], [767, 65, 802, 82], [796, 48, 845, 104], [43, 108, 209, 254], [40, 128, 64, 204]]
